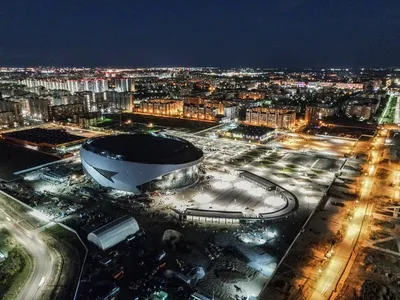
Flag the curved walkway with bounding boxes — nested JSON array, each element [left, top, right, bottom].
[[179, 171, 299, 222], [239, 171, 299, 220]]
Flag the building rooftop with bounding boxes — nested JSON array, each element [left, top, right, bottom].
[[185, 208, 244, 219], [83, 133, 204, 164], [88, 215, 140, 250], [229, 124, 274, 137], [347, 97, 380, 105], [307, 103, 337, 108], [0, 140, 58, 181], [3, 128, 85, 146]]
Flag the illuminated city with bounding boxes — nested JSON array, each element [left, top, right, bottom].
[[1, 1, 400, 300]]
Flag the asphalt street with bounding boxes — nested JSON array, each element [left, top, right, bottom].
[[308, 135, 383, 300], [0, 208, 54, 300]]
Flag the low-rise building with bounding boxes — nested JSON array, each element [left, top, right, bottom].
[[222, 124, 275, 141], [88, 216, 140, 251]]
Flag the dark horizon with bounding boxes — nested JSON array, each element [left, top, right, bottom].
[[1, 64, 400, 70], [1, 0, 400, 68]]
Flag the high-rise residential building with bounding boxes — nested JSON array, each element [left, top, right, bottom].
[[217, 101, 224, 115], [0, 111, 15, 127], [27, 98, 51, 120], [246, 107, 296, 129], [223, 105, 239, 120], [133, 99, 183, 116], [0, 99, 23, 126], [183, 103, 215, 120], [344, 98, 380, 120], [305, 104, 338, 124], [129, 82, 135, 111], [114, 78, 131, 92], [51, 103, 84, 122], [239, 91, 265, 100], [21, 78, 110, 94], [348, 105, 373, 120]]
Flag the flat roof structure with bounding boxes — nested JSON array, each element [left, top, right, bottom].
[[2, 128, 86, 148], [185, 208, 244, 219], [224, 124, 275, 140], [0, 140, 58, 181], [229, 124, 274, 136], [239, 170, 276, 190]]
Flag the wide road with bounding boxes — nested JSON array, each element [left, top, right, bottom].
[[308, 202, 370, 299], [394, 96, 400, 124], [308, 135, 383, 300], [0, 208, 55, 300]]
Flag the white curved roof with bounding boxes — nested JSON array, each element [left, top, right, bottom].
[[80, 142, 203, 193], [87, 216, 139, 250]]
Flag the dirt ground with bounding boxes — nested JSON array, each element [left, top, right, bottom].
[[336, 247, 400, 300], [261, 194, 353, 300], [336, 137, 400, 300]]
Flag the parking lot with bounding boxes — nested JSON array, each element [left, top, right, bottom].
[[272, 133, 356, 157], [159, 131, 344, 216]]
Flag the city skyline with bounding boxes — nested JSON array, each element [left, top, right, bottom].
[[1, 2, 400, 299], [1, 0, 399, 68], [0, 57, 399, 300]]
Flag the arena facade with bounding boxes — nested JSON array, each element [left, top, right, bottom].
[[80, 133, 204, 193]]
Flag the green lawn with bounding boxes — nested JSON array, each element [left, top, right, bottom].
[[43, 224, 86, 258], [312, 169, 325, 175], [285, 164, 298, 169], [379, 96, 397, 124], [281, 168, 294, 173]]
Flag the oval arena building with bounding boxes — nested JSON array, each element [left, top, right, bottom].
[[80, 133, 204, 193]]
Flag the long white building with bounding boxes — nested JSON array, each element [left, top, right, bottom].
[[88, 216, 140, 250]]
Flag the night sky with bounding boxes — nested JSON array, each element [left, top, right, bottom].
[[1, 0, 399, 68]]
